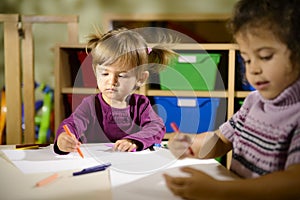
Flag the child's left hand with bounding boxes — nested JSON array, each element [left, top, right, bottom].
[[164, 167, 217, 200], [114, 139, 137, 152]]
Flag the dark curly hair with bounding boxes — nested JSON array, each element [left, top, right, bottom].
[[227, 0, 300, 67]]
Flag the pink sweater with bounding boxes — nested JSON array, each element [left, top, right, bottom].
[[220, 78, 300, 178]]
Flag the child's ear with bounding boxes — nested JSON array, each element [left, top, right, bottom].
[[137, 71, 149, 87]]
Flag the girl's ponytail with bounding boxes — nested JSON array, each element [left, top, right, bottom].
[[148, 46, 177, 73]]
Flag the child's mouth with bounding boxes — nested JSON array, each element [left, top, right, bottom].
[[106, 88, 117, 92], [255, 81, 269, 90]]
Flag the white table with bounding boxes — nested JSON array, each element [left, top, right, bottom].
[[0, 144, 239, 200]]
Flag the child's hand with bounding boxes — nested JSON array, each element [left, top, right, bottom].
[[114, 139, 137, 152], [163, 167, 217, 200], [168, 133, 194, 159], [57, 132, 81, 153]]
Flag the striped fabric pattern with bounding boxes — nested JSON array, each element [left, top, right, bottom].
[[220, 79, 300, 178]]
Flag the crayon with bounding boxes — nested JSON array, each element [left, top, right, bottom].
[[15, 143, 50, 149], [63, 125, 84, 158], [35, 173, 59, 187], [170, 122, 195, 156]]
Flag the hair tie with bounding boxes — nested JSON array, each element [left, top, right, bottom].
[[147, 47, 152, 54]]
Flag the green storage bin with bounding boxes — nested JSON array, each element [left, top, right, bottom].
[[160, 53, 221, 91]]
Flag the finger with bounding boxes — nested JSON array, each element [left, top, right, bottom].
[[180, 167, 200, 175], [120, 141, 133, 152], [114, 140, 129, 152], [163, 174, 173, 188], [170, 136, 191, 149], [58, 138, 77, 152], [163, 174, 187, 186], [174, 134, 192, 143], [114, 141, 126, 151], [119, 143, 128, 152], [64, 140, 78, 152], [128, 143, 137, 152], [181, 167, 212, 178], [63, 133, 80, 152], [168, 142, 191, 159], [173, 133, 185, 140], [113, 141, 120, 151], [163, 174, 187, 197]]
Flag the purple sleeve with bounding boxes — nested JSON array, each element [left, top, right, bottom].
[[55, 95, 95, 144], [123, 96, 166, 150], [55, 94, 165, 152]]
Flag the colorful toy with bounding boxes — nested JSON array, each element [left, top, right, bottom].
[[0, 82, 54, 144], [0, 88, 6, 144]]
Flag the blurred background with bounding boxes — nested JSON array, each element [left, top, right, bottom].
[[0, 0, 237, 90]]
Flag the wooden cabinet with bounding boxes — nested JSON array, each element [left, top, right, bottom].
[[54, 43, 250, 134]]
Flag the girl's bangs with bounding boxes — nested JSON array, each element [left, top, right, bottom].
[[100, 49, 146, 71]]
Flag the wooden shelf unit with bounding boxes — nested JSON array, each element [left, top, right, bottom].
[[102, 13, 232, 43], [54, 42, 250, 133]]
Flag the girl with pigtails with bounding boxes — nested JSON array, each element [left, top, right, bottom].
[[54, 27, 176, 154]]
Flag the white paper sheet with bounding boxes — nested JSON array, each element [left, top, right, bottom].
[[1, 143, 179, 175], [85, 144, 178, 174], [112, 162, 239, 200], [1, 144, 103, 174], [1, 144, 239, 200]]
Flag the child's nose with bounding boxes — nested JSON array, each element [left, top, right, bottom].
[[109, 74, 118, 86], [248, 61, 262, 75]]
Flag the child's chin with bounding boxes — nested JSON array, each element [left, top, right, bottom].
[[259, 91, 279, 100]]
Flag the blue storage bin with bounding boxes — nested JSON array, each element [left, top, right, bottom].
[[153, 96, 220, 133]]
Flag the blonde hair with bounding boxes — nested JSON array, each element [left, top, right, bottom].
[[87, 27, 177, 76]]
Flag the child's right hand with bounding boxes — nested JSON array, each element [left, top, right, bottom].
[[57, 132, 81, 153], [168, 133, 194, 159]]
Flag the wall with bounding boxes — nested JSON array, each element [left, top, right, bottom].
[[0, 0, 237, 91]]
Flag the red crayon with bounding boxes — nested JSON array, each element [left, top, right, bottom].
[[170, 122, 195, 156]]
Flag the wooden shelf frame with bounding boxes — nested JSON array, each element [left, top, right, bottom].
[[0, 14, 79, 144], [54, 43, 250, 132], [102, 13, 232, 43]]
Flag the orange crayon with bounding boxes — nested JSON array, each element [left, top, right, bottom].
[[63, 125, 84, 158], [36, 173, 58, 187]]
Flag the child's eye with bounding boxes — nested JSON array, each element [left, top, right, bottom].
[[118, 73, 128, 78], [239, 54, 250, 65], [260, 55, 273, 61], [101, 72, 109, 76], [243, 59, 251, 65]]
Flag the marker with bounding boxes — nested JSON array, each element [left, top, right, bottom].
[[63, 125, 84, 158], [155, 143, 168, 149], [170, 122, 195, 156], [73, 163, 111, 176], [35, 173, 59, 187], [154, 143, 161, 147]]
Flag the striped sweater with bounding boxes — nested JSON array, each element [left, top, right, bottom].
[[220, 78, 300, 178]]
